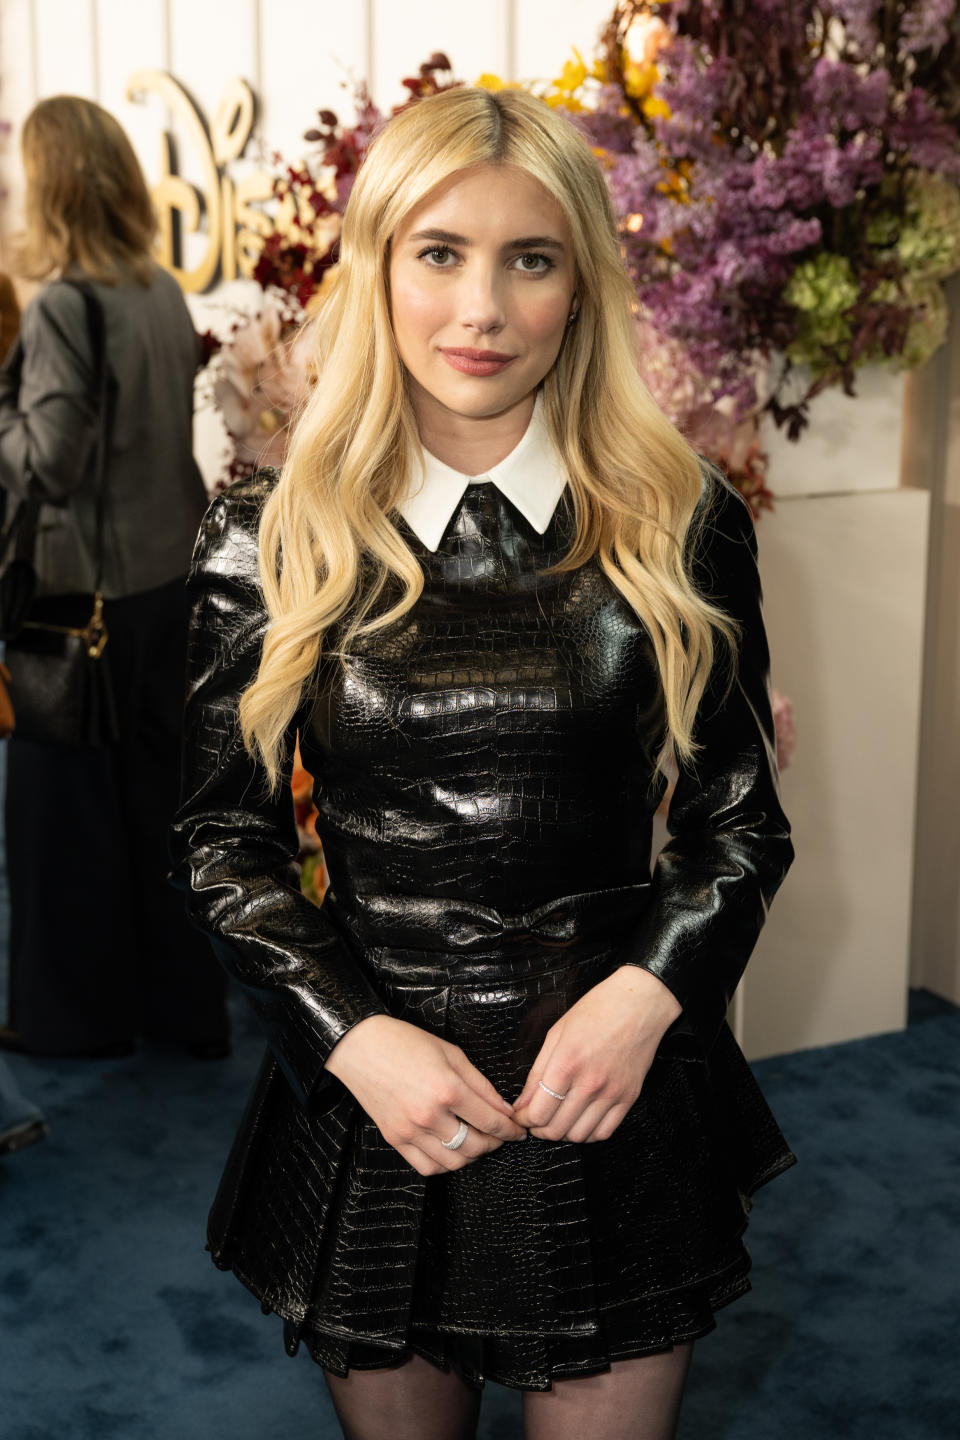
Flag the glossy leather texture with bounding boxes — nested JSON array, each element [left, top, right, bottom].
[[170, 467, 795, 1391]]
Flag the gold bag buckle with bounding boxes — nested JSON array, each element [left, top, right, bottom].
[[22, 591, 109, 659]]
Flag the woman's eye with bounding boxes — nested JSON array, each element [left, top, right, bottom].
[[512, 252, 555, 274], [418, 245, 456, 267]]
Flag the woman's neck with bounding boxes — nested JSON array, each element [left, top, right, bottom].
[[412, 388, 536, 476]]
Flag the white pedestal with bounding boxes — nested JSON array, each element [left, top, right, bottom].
[[764, 366, 906, 497], [740, 487, 929, 1058]]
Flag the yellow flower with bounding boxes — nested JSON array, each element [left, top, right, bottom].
[[655, 157, 692, 202], [623, 60, 658, 99], [476, 72, 507, 92], [555, 50, 587, 93], [642, 94, 671, 121]]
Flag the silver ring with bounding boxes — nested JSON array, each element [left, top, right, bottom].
[[441, 1119, 469, 1151], [538, 1080, 568, 1102]]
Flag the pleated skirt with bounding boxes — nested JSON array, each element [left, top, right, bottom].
[[208, 899, 796, 1392]]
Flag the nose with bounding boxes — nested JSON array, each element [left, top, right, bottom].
[[459, 262, 506, 335]]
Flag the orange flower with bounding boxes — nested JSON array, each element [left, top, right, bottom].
[[290, 766, 313, 805]]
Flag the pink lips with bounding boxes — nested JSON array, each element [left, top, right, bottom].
[[439, 347, 517, 377]]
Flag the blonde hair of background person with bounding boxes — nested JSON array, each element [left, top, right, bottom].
[[14, 94, 155, 286], [240, 86, 737, 791]]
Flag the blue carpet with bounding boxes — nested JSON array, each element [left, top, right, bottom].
[[2, 745, 959, 1435]]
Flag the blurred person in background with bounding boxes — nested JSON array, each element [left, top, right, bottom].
[[0, 272, 47, 1147], [0, 270, 20, 357], [0, 95, 227, 1059], [0, 1054, 47, 1156]]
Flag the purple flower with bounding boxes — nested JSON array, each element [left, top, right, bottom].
[[752, 131, 830, 212], [822, 1, 881, 57], [766, 217, 824, 256], [575, 87, 637, 154], [899, 0, 954, 55], [823, 133, 885, 205], [654, 39, 735, 158], [888, 89, 960, 176], [804, 59, 890, 132], [576, 0, 960, 433]]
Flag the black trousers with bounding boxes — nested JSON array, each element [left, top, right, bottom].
[[4, 577, 227, 1054]]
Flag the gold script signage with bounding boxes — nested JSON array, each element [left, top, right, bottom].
[[126, 70, 274, 293]]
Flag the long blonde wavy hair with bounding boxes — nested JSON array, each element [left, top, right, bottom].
[[15, 96, 156, 285], [241, 86, 737, 791]]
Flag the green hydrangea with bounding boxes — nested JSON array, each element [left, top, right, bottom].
[[897, 171, 960, 282], [784, 253, 860, 314], [865, 209, 900, 250], [869, 275, 949, 370], [901, 281, 948, 369], [784, 253, 860, 371]]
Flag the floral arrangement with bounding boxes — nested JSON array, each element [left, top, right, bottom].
[[772, 689, 797, 771], [565, 0, 960, 461], [291, 749, 329, 904], [205, 3, 960, 508]]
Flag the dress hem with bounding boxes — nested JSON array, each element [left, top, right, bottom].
[[211, 1238, 756, 1391]]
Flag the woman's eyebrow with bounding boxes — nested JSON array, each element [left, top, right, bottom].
[[407, 227, 566, 251], [509, 235, 566, 251], [408, 227, 470, 245]]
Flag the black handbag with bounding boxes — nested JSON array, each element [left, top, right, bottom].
[[0, 280, 119, 747]]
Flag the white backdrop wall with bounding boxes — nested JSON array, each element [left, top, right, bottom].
[[1, 0, 616, 213]]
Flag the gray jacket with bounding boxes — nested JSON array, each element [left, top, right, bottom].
[[0, 265, 209, 598]]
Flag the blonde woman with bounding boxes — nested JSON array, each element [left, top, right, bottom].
[[172, 86, 795, 1440], [0, 96, 227, 1058]]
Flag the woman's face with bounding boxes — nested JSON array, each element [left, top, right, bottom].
[[388, 164, 578, 437]]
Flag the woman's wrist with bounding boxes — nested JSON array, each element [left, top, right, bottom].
[[609, 964, 683, 1027], [324, 1012, 398, 1079]]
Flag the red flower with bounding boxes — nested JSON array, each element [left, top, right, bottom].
[[197, 328, 222, 366]]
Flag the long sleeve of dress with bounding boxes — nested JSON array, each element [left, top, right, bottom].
[[169, 474, 387, 1105], [621, 478, 793, 1051], [0, 285, 97, 505]]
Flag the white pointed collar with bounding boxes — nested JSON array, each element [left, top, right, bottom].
[[396, 393, 568, 552]]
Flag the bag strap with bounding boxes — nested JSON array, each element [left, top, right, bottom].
[[0, 489, 40, 567], [61, 278, 114, 595]]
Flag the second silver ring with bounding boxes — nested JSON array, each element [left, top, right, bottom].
[[441, 1119, 469, 1151]]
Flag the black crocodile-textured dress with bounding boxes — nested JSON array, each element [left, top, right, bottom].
[[170, 464, 796, 1392]]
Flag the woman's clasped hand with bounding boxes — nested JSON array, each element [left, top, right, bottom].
[[325, 966, 682, 1173], [324, 1015, 528, 1176], [511, 965, 683, 1143]]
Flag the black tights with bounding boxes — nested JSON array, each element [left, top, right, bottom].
[[323, 1343, 693, 1440]]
